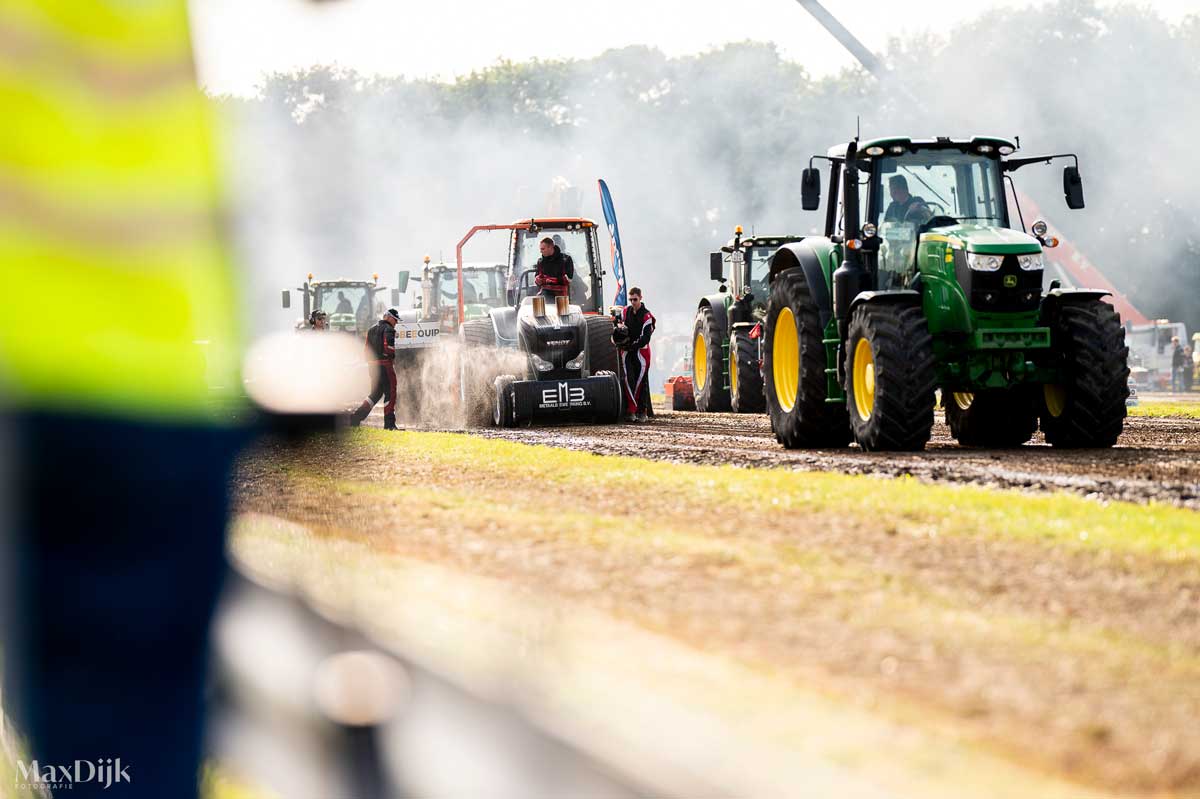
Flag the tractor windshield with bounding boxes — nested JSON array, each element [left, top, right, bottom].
[[871, 150, 1007, 278], [437, 268, 506, 308], [872, 150, 1006, 228], [314, 285, 373, 329], [746, 247, 773, 305], [511, 227, 596, 306]]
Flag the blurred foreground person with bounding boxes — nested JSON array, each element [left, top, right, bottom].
[[350, 309, 401, 430], [309, 309, 330, 331], [0, 3, 245, 797]]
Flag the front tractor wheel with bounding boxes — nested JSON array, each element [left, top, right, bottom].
[[1039, 299, 1129, 447], [692, 306, 729, 412], [763, 270, 849, 448], [729, 330, 765, 413], [844, 302, 936, 451], [945, 390, 1037, 448]]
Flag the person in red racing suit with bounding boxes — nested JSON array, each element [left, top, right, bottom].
[[534, 236, 575, 298], [616, 287, 655, 421], [350, 308, 401, 430]]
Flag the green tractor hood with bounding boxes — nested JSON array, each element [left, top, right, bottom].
[[925, 223, 1042, 255]]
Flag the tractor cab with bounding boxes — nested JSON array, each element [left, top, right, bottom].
[[415, 261, 507, 332], [507, 218, 605, 313], [282, 275, 390, 336], [715, 230, 805, 318], [800, 136, 1084, 328]]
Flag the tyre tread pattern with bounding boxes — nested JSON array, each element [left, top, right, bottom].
[[1040, 300, 1129, 448], [692, 306, 730, 412], [730, 331, 765, 413], [585, 315, 619, 376], [846, 303, 936, 451], [763, 270, 850, 448]]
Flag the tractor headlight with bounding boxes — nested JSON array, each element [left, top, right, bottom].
[[565, 352, 585, 370], [966, 252, 1003, 271], [531, 353, 554, 372], [1031, 219, 1048, 238], [861, 222, 877, 238], [1017, 253, 1044, 271]]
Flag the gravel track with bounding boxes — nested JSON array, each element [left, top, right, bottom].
[[457, 409, 1200, 508]]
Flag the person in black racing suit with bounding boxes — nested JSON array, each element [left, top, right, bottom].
[[614, 286, 655, 422], [350, 308, 401, 430]]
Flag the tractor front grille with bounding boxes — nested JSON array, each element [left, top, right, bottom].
[[955, 252, 1042, 313]]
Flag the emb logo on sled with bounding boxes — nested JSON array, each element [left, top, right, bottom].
[[540, 382, 591, 409]]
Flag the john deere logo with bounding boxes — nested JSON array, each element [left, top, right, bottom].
[[1003, 274, 1018, 288]]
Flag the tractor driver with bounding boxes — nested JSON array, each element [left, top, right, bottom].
[[534, 236, 575, 298], [883, 175, 931, 225], [335, 290, 354, 314]]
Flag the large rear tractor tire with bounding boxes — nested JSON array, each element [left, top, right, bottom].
[[945, 389, 1037, 448], [585, 315, 619, 375], [844, 302, 936, 451], [763, 270, 850, 448], [729, 330, 765, 413], [459, 318, 497, 427], [692, 305, 729, 412], [1039, 299, 1129, 448]]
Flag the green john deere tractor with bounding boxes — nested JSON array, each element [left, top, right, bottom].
[[763, 135, 1128, 451], [692, 228, 805, 413]]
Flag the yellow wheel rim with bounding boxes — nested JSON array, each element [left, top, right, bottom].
[[693, 331, 708, 392], [1044, 384, 1067, 418], [772, 308, 799, 412], [729, 336, 739, 400], [952, 391, 974, 411], [852, 337, 876, 420]]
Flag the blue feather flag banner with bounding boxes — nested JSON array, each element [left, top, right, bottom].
[[598, 179, 627, 307]]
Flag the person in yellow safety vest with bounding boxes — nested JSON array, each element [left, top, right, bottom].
[[0, 4, 245, 798]]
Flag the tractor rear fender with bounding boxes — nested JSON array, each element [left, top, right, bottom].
[[490, 307, 519, 346], [697, 294, 730, 342], [849, 289, 921, 312], [769, 243, 833, 329]]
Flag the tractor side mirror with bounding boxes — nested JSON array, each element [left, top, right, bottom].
[[709, 252, 724, 282], [801, 168, 821, 211], [281, 290, 291, 309], [396, 270, 411, 294], [1063, 166, 1085, 209], [391, 288, 401, 306]]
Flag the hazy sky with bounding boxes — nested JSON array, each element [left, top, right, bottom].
[[189, 0, 1197, 96]]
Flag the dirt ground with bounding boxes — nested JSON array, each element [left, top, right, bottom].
[[461, 408, 1200, 509], [234, 430, 1200, 797]]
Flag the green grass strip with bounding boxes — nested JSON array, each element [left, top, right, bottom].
[[359, 430, 1199, 560]]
